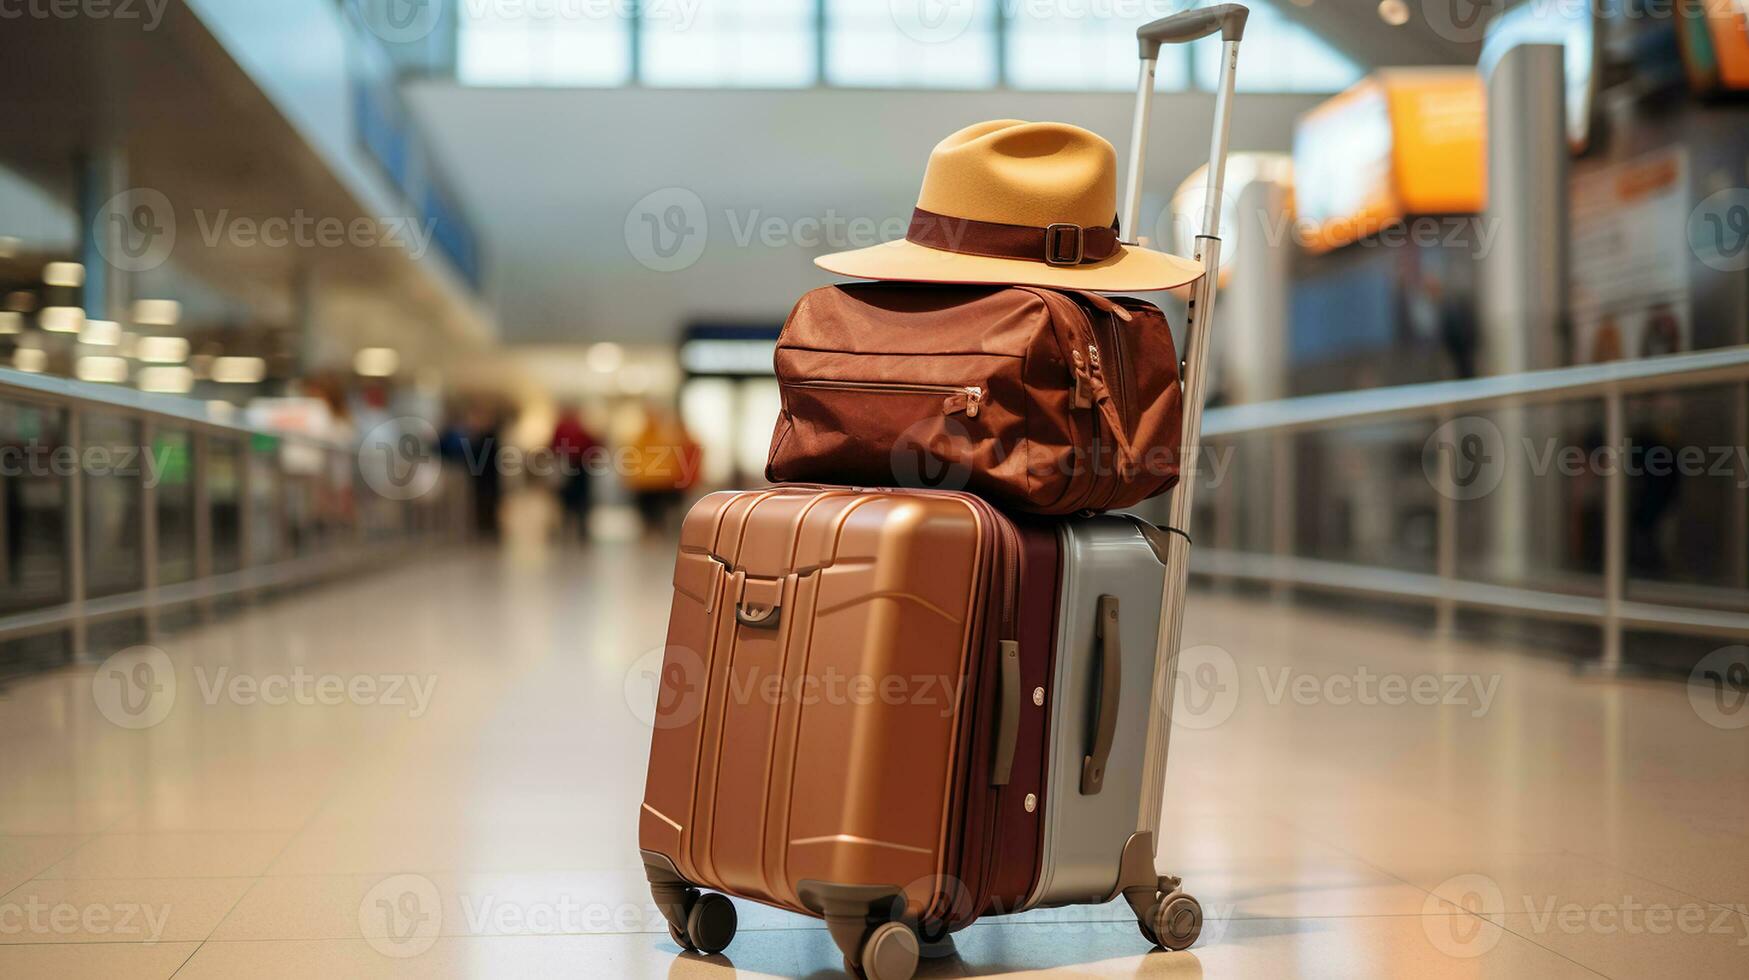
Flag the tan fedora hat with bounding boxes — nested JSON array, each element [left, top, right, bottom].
[[816, 119, 1203, 292]]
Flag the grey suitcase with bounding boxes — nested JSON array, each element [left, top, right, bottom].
[[1026, 516, 1172, 912]]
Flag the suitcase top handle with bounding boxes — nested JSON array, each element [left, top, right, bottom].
[[1137, 4, 1249, 60]]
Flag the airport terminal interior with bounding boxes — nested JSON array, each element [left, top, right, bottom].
[[2, 0, 1748, 977]]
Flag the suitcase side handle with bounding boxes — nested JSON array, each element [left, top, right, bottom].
[[1081, 595, 1123, 795], [1136, 3, 1249, 59]]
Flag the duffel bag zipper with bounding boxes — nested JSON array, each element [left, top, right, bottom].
[[789, 379, 984, 418]]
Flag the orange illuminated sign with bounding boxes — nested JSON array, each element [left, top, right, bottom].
[[1293, 69, 1487, 254]]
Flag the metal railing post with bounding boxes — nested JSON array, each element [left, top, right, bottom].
[[140, 416, 159, 641], [1602, 390, 1626, 672], [67, 405, 86, 659], [1435, 409, 1458, 636]]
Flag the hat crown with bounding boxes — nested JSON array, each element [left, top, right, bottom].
[[916, 120, 1118, 230]]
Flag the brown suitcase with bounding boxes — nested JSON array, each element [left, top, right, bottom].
[[639, 487, 1059, 967]]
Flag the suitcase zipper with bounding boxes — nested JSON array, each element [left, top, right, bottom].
[[788, 379, 984, 418]]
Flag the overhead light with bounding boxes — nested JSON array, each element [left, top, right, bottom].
[[1377, 0, 1409, 25], [137, 365, 195, 394], [210, 356, 267, 384], [0, 312, 20, 335], [353, 347, 400, 377], [132, 299, 182, 327], [76, 355, 129, 384], [80, 319, 121, 346], [587, 342, 624, 373], [137, 335, 191, 363], [40, 306, 85, 333], [13, 348, 46, 373], [43, 261, 85, 288]]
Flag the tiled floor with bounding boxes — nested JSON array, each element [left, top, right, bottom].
[[2, 523, 1746, 978]]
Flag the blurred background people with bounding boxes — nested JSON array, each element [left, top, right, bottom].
[[623, 405, 701, 538], [549, 402, 601, 541]]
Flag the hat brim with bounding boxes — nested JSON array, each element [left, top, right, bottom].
[[814, 238, 1204, 292]]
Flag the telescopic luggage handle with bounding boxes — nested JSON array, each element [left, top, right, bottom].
[[1125, 4, 1248, 848], [1119, 3, 1247, 245]]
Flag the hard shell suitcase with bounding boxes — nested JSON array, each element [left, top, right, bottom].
[[639, 486, 1063, 970], [1024, 517, 1173, 913]]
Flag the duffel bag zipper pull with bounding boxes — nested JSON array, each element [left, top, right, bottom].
[[1071, 350, 1093, 409], [944, 385, 984, 418]]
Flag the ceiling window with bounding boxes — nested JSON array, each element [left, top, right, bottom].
[[457, 1, 633, 86], [824, 0, 999, 88], [1006, 0, 1191, 91], [643, 0, 817, 87], [1191, 0, 1362, 92], [448, 0, 1361, 92]]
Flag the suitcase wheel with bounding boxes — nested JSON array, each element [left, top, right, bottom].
[[1139, 891, 1203, 952], [847, 920, 918, 980], [681, 891, 737, 955]]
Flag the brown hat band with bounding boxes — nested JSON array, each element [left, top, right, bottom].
[[906, 207, 1122, 267]]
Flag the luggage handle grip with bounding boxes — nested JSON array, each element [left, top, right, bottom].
[[1081, 595, 1122, 795], [992, 640, 1021, 786], [734, 574, 783, 628], [735, 603, 780, 628], [1137, 4, 1248, 58]]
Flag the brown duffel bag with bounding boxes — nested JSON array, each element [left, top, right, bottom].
[[765, 281, 1184, 514]]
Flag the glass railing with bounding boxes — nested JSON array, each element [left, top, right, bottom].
[[1175, 345, 1749, 674], [0, 367, 472, 678]]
